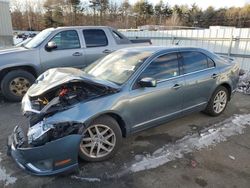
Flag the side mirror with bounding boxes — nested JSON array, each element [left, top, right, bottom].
[[139, 77, 157, 88], [45, 41, 57, 51]]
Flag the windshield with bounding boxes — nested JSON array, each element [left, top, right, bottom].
[[24, 28, 54, 48], [85, 49, 153, 85]]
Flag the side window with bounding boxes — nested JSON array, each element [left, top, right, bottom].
[[50, 30, 80, 50], [207, 57, 215, 68], [83, 29, 108, 48], [140, 53, 180, 81], [181, 51, 209, 74]]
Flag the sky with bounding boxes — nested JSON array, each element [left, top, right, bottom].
[[126, 0, 250, 10], [9, 0, 250, 11]]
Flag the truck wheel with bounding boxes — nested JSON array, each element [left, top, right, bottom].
[[79, 115, 122, 162], [1, 70, 35, 102], [204, 86, 229, 116]]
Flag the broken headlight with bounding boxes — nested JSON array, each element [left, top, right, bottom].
[[27, 121, 54, 146]]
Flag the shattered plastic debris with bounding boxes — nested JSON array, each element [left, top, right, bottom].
[[237, 71, 250, 94], [228, 155, 236, 160]]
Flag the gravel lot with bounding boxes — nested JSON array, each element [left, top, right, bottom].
[[0, 92, 249, 188]]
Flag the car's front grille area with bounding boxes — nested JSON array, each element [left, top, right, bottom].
[[13, 119, 29, 148], [13, 126, 26, 147]]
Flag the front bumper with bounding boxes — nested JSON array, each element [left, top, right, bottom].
[[7, 125, 82, 176]]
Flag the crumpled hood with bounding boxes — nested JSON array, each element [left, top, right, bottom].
[[27, 67, 119, 97]]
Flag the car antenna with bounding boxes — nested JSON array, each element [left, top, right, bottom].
[[175, 40, 180, 45]]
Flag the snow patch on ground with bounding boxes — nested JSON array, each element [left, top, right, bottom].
[[128, 114, 250, 173], [72, 114, 250, 180], [238, 71, 250, 94], [0, 153, 17, 186], [71, 175, 101, 182]]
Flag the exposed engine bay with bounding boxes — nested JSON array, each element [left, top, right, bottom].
[[23, 80, 118, 147], [29, 81, 111, 113]]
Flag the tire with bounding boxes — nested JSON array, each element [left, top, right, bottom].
[[204, 86, 229, 116], [1, 70, 35, 102], [79, 115, 122, 162]]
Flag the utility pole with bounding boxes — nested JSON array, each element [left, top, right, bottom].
[[26, 0, 32, 30]]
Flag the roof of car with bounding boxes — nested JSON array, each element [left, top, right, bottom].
[[55, 26, 113, 30], [118, 46, 206, 54]]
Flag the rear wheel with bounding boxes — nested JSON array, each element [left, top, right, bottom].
[[79, 115, 122, 162], [1, 70, 35, 102], [204, 86, 229, 116]]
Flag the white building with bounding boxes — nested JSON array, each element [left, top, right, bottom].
[[0, 0, 13, 47]]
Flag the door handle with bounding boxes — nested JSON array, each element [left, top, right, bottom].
[[102, 49, 112, 54], [211, 73, 218, 79], [173, 84, 181, 90], [72, 52, 83, 56]]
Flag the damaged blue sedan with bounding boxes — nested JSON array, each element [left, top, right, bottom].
[[7, 46, 239, 175]]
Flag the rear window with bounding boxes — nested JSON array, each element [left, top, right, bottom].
[[180, 51, 214, 74], [208, 57, 215, 68], [82, 29, 108, 48]]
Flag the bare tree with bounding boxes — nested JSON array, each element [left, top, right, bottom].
[[165, 12, 182, 27], [9, 0, 250, 30]]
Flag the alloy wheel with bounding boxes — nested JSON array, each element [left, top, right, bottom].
[[213, 90, 227, 114], [9, 77, 30, 96], [80, 124, 116, 158]]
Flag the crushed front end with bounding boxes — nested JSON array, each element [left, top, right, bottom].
[[7, 120, 82, 175], [7, 68, 119, 175]]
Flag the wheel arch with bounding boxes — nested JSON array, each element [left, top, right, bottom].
[[219, 82, 232, 100], [86, 112, 127, 137], [0, 65, 38, 85]]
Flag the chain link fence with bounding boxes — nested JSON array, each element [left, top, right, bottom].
[[120, 27, 250, 70]]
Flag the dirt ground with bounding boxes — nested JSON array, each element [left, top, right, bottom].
[[0, 92, 249, 188]]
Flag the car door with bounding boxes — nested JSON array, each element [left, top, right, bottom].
[[179, 51, 219, 111], [82, 29, 113, 67], [127, 52, 185, 132], [40, 30, 85, 71]]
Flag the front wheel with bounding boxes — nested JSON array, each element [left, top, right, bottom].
[[1, 70, 35, 102], [204, 86, 229, 116], [79, 116, 122, 162]]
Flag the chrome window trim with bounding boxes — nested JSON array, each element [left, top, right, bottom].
[[149, 66, 215, 84], [130, 50, 217, 89]]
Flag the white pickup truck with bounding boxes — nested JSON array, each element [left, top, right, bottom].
[[0, 26, 151, 101]]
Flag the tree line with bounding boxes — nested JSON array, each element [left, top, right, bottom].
[[10, 0, 250, 31]]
